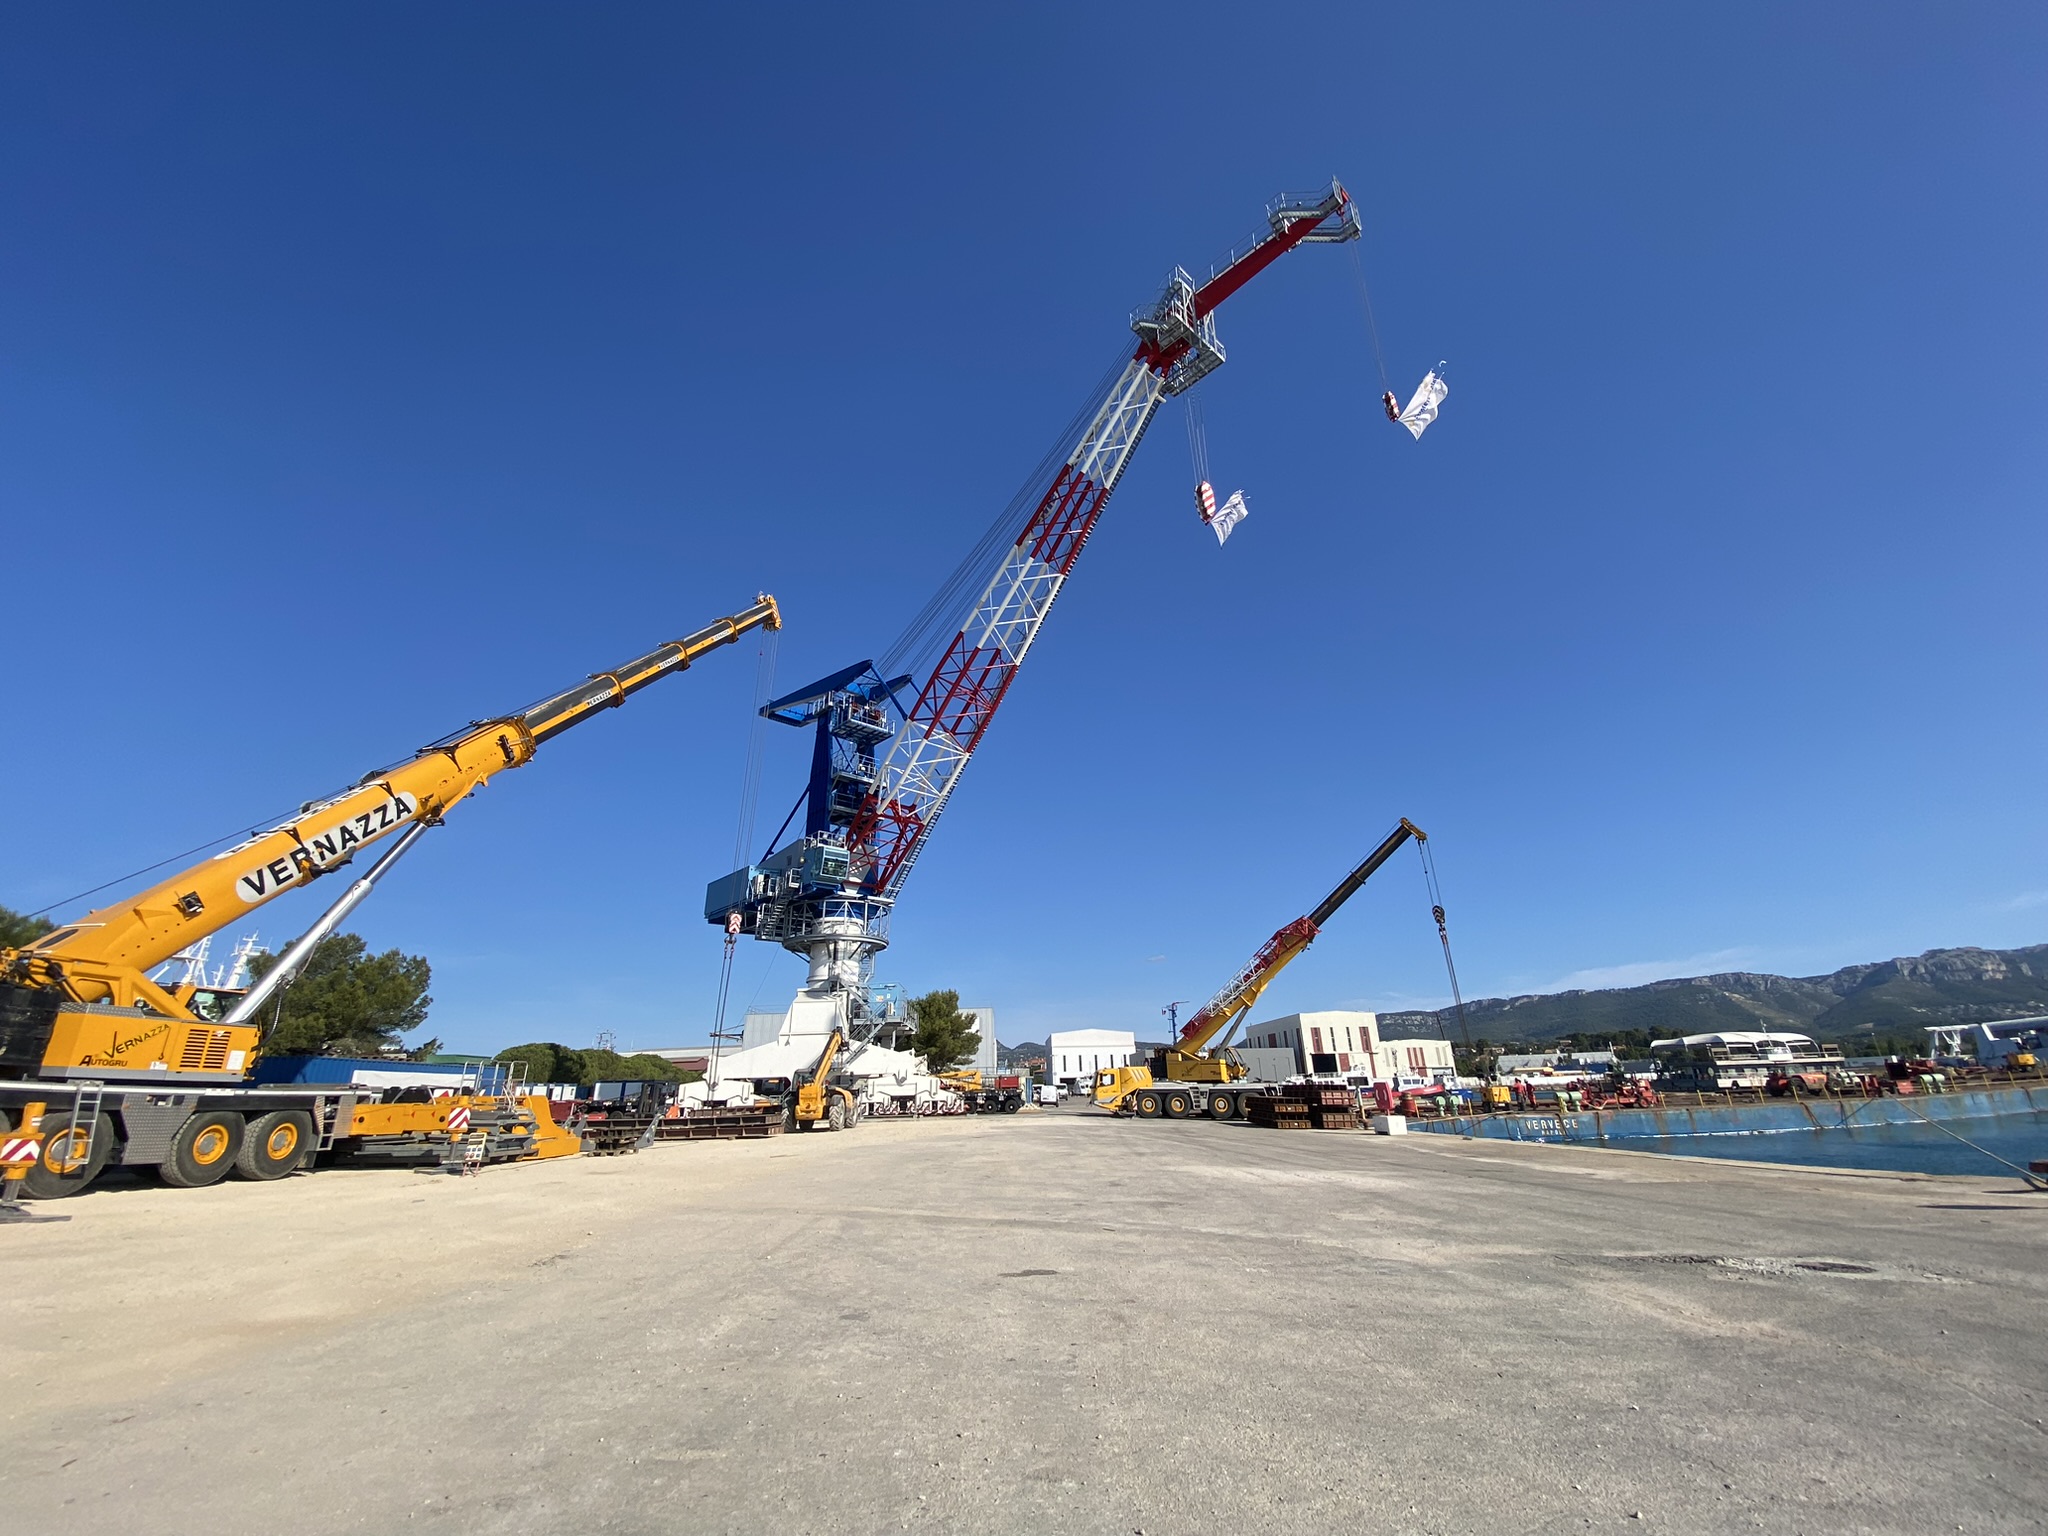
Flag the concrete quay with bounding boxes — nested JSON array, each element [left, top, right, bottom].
[[2, 1110, 2043, 1534]]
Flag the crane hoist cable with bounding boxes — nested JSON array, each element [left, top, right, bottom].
[[1184, 393, 1211, 488], [1416, 835, 1473, 1052], [1350, 242, 1451, 437], [730, 624, 782, 870], [1348, 242, 1393, 397], [1183, 391, 1248, 544], [710, 624, 783, 1073]]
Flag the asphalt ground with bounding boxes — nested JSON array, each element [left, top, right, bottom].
[[3, 1108, 2044, 1535]]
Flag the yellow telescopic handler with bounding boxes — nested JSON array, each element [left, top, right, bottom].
[[0, 596, 780, 1204]]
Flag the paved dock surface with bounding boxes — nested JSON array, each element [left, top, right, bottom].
[[3, 1111, 2044, 1534]]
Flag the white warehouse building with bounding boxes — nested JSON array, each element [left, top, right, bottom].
[[1233, 1010, 1455, 1086], [1049, 1028, 1137, 1089]]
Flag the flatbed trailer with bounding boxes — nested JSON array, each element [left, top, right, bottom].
[[0, 1072, 567, 1199]]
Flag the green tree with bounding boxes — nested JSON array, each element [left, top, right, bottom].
[[496, 1041, 585, 1085], [492, 1042, 696, 1087], [909, 989, 981, 1071], [245, 932, 432, 1057], [0, 903, 54, 950]]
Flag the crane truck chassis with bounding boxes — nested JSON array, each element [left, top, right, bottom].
[[0, 596, 781, 1202], [0, 1070, 577, 1200]]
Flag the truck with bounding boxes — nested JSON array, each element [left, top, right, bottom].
[[1093, 819, 1428, 1120], [0, 596, 782, 1202]]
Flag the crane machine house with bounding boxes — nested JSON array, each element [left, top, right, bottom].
[[696, 183, 1366, 1115]]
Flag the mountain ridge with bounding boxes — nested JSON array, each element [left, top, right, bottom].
[[1377, 943, 2048, 1045]]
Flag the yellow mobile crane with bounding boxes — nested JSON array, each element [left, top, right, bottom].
[[0, 596, 781, 1201], [1094, 819, 1427, 1120]]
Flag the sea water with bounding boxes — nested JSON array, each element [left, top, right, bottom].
[[1627, 1107, 2048, 1179]]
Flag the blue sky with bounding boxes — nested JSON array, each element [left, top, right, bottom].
[[4, 4, 2043, 1051]]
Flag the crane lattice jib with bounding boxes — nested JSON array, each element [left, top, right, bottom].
[[851, 182, 1360, 898], [13, 597, 780, 998]]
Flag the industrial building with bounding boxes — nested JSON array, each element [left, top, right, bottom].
[[1049, 1028, 1138, 1090], [1233, 1010, 1455, 1085]]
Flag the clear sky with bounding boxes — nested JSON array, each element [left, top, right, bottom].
[[4, 4, 2043, 1052]]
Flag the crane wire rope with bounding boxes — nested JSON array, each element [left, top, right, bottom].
[[1347, 243, 1393, 397], [1893, 1100, 2048, 1190], [878, 346, 1136, 686], [1416, 837, 1474, 1053], [29, 804, 329, 922], [1184, 392, 1210, 488], [709, 624, 781, 1082], [730, 625, 781, 869]]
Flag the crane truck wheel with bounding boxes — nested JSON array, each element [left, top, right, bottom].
[[1134, 1091, 1162, 1118], [826, 1098, 848, 1132], [20, 1111, 115, 1199], [1164, 1091, 1192, 1119], [233, 1110, 314, 1181], [158, 1110, 245, 1189], [1207, 1093, 1236, 1121]]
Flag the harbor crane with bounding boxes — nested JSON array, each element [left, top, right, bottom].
[[1, 596, 781, 1199], [704, 183, 1363, 1043]]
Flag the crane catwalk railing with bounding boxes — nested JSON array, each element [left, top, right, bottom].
[[1180, 917, 1318, 1044], [852, 359, 1165, 896]]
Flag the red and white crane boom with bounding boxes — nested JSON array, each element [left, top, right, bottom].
[[854, 183, 1362, 899], [707, 183, 1361, 1013]]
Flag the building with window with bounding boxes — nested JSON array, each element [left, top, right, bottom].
[[1233, 1010, 1455, 1085], [1049, 1028, 1137, 1089]]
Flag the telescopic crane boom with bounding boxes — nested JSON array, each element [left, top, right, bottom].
[[1166, 818, 1428, 1081]]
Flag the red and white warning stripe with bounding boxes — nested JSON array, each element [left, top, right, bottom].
[[445, 1106, 471, 1134], [1195, 479, 1217, 523], [1, 1136, 43, 1164]]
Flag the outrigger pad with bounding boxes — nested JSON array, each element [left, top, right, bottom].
[[1397, 364, 1449, 440]]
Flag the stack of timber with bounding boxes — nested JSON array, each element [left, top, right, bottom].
[[655, 1105, 785, 1141], [1242, 1093, 1312, 1131]]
